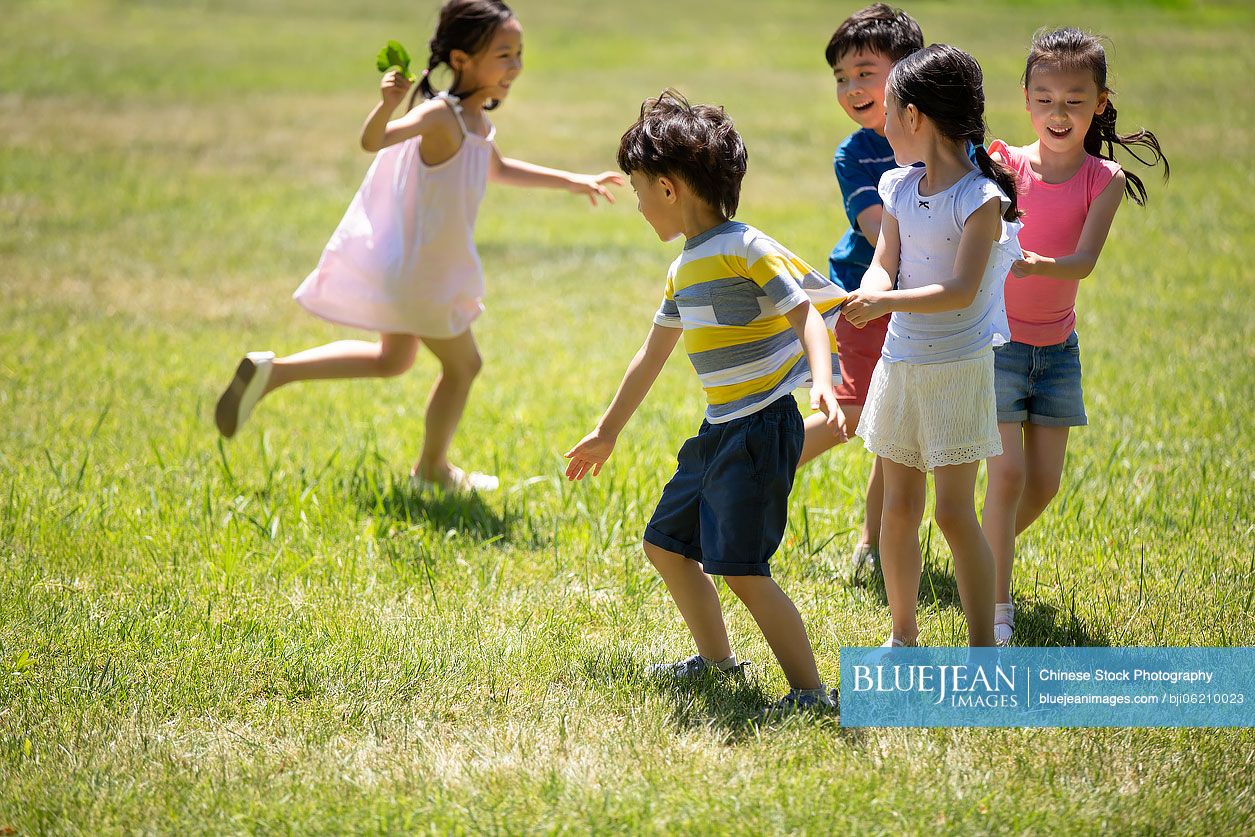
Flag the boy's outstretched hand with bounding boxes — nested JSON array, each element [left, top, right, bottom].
[[568, 172, 626, 206], [564, 429, 617, 480]]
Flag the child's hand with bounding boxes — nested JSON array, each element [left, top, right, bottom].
[[1011, 249, 1047, 277], [380, 69, 413, 109], [564, 429, 617, 480], [843, 289, 892, 327], [567, 172, 626, 206], [810, 384, 845, 440]]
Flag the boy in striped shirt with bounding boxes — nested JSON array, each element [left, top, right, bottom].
[[564, 91, 846, 713]]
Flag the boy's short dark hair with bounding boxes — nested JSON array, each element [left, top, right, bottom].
[[617, 89, 747, 218], [824, 3, 924, 67]]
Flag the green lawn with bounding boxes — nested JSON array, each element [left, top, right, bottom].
[[2, 0, 1253, 832]]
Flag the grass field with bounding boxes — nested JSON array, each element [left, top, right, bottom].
[[2, 0, 1253, 832]]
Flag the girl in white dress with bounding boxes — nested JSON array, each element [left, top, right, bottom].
[[214, 0, 622, 491]]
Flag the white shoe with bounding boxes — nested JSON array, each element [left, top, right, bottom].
[[215, 351, 274, 438], [861, 633, 918, 666], [410, 466, 500, 494], [994, 603, 1015, 647], [848, 542, 878, 583]]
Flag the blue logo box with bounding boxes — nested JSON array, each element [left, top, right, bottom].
[[839, 647, 1254, 727]]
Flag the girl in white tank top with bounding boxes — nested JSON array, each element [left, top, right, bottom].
[[213, 1, 622, 492]]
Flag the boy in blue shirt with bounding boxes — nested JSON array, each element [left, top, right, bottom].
[[797, 4, 924, 582]]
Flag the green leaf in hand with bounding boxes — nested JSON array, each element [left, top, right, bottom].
[[376, 40, 417, 82]]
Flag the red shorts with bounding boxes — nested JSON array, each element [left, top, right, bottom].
[[835, 314, 890, 406]]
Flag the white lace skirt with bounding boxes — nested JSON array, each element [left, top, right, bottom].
[[857, 351, 1002, 472]]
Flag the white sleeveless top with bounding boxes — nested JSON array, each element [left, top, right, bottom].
[[294, 92, 495, 339]]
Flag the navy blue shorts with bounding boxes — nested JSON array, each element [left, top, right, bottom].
[[994, 332, 1088, 427], [644, 395, 804, 577]]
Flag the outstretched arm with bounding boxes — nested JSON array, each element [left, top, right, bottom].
[[564, 324, 682, 480], [489, 148, 624, 205]]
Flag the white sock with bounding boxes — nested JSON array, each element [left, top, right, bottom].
[[704, 654, 739, 672]]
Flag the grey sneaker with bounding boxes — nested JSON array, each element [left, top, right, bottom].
[[848, 543, 878, 583], [762, 686, 839, 718], [647, 654, 748, 680]]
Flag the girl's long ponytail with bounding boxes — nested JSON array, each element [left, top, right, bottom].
[[972, 140, 1020, 221], [1083, 102, 1169, 206]]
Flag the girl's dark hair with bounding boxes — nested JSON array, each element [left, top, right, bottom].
[[617, 90, 747, 218], [824, 3, 924, 67], [1024, 27, 1169, 206], [410, 0, 515, 111], [887, 44, 1020, 221]]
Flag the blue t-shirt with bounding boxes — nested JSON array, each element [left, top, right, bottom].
[[827, 129, 897, 293]]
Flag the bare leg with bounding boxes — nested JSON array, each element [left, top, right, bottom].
[[723, 575, 821, 690], [798, 405, 852, 466], [411, 330, 484, 484], [862, 455, 885, 551], [1015, 424, 1070, 535], [982, 422, 1026, 604], [934, 461, 995, 647], [879, 458, 926, 644], [265, 333, 420, 394], [643, 541, 731, 662]]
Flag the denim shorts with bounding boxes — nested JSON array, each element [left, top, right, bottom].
[[993, 332, 1087, 427], [644, 394, 804, 577]]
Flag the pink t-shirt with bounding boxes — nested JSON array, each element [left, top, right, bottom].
[[990, 140, 1122, 346]]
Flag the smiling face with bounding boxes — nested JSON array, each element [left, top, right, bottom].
[[1025, 63, 1107, 155], [629, 171, 683, 242], [454, 17, 524, 102], [831, 48, 895, 134]]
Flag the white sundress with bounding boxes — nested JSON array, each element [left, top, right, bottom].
[[293, 92, 495, 339]]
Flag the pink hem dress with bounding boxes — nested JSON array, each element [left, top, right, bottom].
[[294, 93, 494, 339]]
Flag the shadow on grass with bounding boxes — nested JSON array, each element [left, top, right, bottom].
[[352, 476, 518, 544], [579, 650, 866, 745], [854, 563, 1110, 647]]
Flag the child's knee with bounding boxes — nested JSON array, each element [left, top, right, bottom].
[[1024, 472, 1062, 507], [443, 351, 483, 383], [375, 343, 417, 377], [722, 573, 772, 600], [882, 492, 924, 525], [643, 538, 682, 569], [988, 458, 1027, 499], [934, 498, 978, 534]]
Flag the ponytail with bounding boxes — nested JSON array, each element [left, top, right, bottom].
[[408, 50, 443, 111], [972, 142, 1020, 221], [1083, 102, 1169, 206]]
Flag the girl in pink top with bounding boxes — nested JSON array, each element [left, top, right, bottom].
[[212, 0, 622, 491], [981, 28, 1169, 645]]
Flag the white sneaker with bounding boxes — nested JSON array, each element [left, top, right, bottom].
[[215, 351, 275, 438], [848, 542, 878, 583], [861, 633, 918, 666], [994, 603, 1016, 647]]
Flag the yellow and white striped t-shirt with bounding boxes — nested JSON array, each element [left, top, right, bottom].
[[654, 221, 846, 423]]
